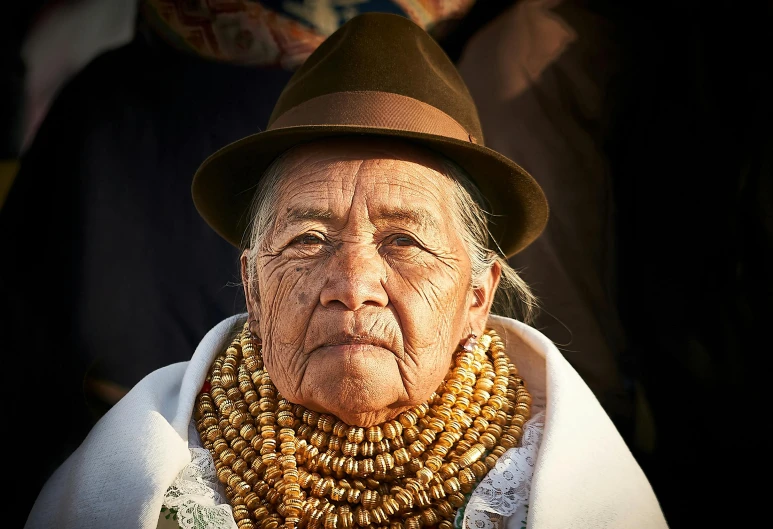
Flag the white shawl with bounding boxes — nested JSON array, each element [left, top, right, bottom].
[[24, 314, 667, 528]]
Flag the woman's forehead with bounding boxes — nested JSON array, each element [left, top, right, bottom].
[[274, 139, 455, 210], [278, 137, 449, 177]]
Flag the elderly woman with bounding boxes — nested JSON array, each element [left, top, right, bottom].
[[24, 13, 667, 529]]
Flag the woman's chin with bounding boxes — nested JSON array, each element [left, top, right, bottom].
[[308, 383, 410, 426], [323, 405, 410, 427]]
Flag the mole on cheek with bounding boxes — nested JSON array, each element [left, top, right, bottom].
[[298, 292, 308, 304]]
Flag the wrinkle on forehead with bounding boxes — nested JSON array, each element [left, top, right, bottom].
[[270, 138, 457, 234]]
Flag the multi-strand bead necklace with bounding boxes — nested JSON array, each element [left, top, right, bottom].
[[194, 323, 532, 529]]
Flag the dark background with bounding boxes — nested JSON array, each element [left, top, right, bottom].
[[2, 1, 771, 527]]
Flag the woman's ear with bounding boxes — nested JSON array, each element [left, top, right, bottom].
[[468, 260, 501, 334], [240, 249, 261, 335]]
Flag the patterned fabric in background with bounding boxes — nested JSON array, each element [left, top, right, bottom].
[[141, 0, 476, 69]]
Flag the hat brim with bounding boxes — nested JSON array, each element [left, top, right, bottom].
[[192, 125, 548, 257]]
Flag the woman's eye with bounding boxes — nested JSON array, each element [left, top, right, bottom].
[[292, 233, 324, 245], [389, 235, 418, 247]]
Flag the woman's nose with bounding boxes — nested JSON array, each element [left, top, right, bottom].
[[319, 244, 388, 310]]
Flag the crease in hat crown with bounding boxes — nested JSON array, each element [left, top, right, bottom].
[[266, 12, 485, 144], [191, 11, 549, 257]]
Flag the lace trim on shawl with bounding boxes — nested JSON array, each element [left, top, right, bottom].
[[463, 411, 545, 529], [161, 424, 238, 529]]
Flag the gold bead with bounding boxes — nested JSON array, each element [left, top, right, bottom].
[[421, 508, 439, 526], [310, 431, 328, 448], [404, 516, 420, 529], [355, 507, 371, 527], [442, 477, 460, 494], [213, 438, 229, 454], [261, 517, 279, 529], [324, 513, 338, 529], [318, 415, 335, 433], [405, 458, 423, 474], [265, 466, 282, 484], [254, 481, 269, 497], [227, 474, 243, 490], [418, 430, 436, 446], [398, 410, 417, 428], [402, 426, 419, 444], [372, 506, 388, 525], [438, 462, 458, 480], [357, 459, 374, 477], [346, 427, 365, 444], [332, 420, 348, 438], [328, 436, 342, 452], [416, 467, 433, 484], [415, 490, 432, 508], [231, 437, 248, 453], [221, 373, 237, 388], [366, 426, 383, 443], [479, 432, 497, 450], [500, 434, 517, 449], [429, 484, 446, 500], [360, 441, 376, 458], [277, 454, 297, 470], [343, 440, 358, 457], [243, 469, 259, 486], [389, 465, 405, 479], [408, 440, 425, 458], [233, 458, 248, 474], [234, 480, 251, 497], [281, 441, 296, 455], [361, 489, 379, 510], [346, 488, 361, 504], [221, 448, 237, 465], [470, 461, 488, 479], [383, 421, 402, 439], [330, 486, 346, 502]]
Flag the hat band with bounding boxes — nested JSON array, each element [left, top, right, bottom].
[[268, 91, 477, 144]]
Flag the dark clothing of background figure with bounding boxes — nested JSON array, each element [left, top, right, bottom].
[[459, 0, 633, 433], [464, 1, 772, 527], [1, 24, 287, 524]]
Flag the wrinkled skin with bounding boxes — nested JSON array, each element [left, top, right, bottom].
[[241, 138, 500, 426]]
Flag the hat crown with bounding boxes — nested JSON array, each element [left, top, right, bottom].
[[268, 13, 484, 144]]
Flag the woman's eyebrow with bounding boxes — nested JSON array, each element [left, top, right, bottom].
[[283, 206, 441, 233], [373, 207, 440, 233], [285, 207, 334, 223]]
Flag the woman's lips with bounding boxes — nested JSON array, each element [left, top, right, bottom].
[[318, 343, 389, 355], [316, 333, 394, 355]]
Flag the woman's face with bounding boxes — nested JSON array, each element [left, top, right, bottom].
[[243, 138, 498, 426]]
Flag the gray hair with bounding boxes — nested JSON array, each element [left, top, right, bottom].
[[243, 145, 538, 324]]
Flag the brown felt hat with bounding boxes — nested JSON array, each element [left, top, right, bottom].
[[192, 12, 548, 257]]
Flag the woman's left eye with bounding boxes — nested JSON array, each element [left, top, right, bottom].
[[387, 234, 418, 247]]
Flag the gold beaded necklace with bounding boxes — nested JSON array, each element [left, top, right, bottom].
[[195, 323, 531, 529]]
